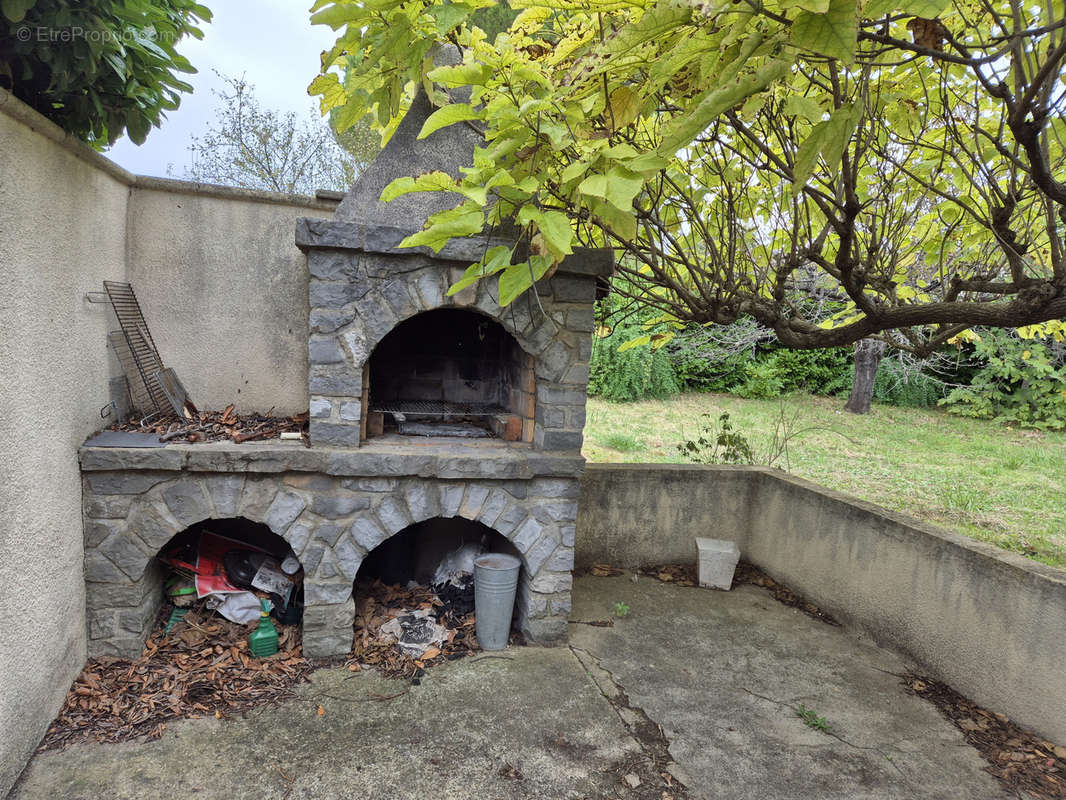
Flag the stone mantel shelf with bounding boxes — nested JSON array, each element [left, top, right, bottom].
[[294, 217, 613, 278], [79, 438, 586, 480]]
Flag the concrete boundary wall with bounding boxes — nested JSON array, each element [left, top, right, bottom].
[[1, 89, 131, 798], [577, 464, 1066, 746], [0, 89, 335, 796]]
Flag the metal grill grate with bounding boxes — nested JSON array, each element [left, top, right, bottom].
[[103, 281, 172, 419], [370, 399, 506, 417], [107, 331, 158, 418]]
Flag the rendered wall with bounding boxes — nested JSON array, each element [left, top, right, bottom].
[[577, 464, 1066, 746], [0, 91, 130, 796], [126, 179, 333, 414], [0, 90, 333, 796], [575, 464, 759, 568]]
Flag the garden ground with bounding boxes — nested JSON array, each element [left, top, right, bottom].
[[584, 392, 1066, 569]]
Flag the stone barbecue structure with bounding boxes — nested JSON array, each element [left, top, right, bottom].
[[78, 75, 611, 658]]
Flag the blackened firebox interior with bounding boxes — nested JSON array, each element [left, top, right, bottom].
[[357, 517, 522, 586], [368, 309, 533, 439]]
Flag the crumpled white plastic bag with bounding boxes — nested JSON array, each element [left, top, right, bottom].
[[432, 542, 485, 588], [205, 591, 265, 625]]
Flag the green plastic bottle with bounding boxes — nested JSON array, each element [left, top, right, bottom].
[[249, 599, 278, 658]]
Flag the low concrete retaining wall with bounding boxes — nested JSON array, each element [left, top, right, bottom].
[[577, 464, 1066, 746], [576, 464, 759, 567]]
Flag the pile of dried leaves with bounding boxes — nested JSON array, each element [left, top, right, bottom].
[[112, 404, 308, 444], [731, 561, 840, 626], [904, 675, 1066, 799], [582, 563, 625, 578], [39, 605, 311, 751], [348, 579, 486, 681], [637, 563, 698, 586]]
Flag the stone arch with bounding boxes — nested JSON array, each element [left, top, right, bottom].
[[112, 474, 305, 581], [353, 515, 526, 589], [356, 305, 541, 443], [84, 473, 310, 658], [83, 471, 573, 658], [292, 479, 550, 658], [362, 279, 554, 360], [344, 269, 562, 373], [337, 479, 571, 649], [351, 481, 541, 574]]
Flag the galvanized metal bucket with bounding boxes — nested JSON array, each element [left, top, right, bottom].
[[473, 553, 521, 650]]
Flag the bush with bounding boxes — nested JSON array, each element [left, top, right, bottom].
[[939, 330, 1066, 429], [666, 322, 852, 398], [588, 325, 681, 402], [597, 432, 645, 452], [0, 0, 210, 146], [767, 347, 853, 395], [676, 412, 755, 464], [666, 325, 758, 392], [872, 357, 947, 408], [735, 358, 786, 399], [593, 289, 975, 412]]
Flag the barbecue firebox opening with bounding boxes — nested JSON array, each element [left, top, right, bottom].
[[356, 517, 522, 587], [366, 309, 535, 441]]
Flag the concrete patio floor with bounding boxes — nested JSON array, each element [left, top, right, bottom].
[[9, 574, 1007, 800]]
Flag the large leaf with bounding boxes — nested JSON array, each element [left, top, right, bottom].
[[658, 59, 791, 154], [783, 95, 824, 123], [308, 73, 348, 112], [427, 61, 494, 87], [590, 199, 639, 241], [781, 0, 831, 12], [447, 245, 512, 296], [790, 0, 859, 63], [898, 0, 951, 14], [578, 167, 645, 213], [618, 334, 652, 352], [309, 3, 365, 29], [791, 103, 862, 190], [427, 2, 474, 33], [2, 0, 36, 22], [400, 206, 485, 252], [581, 1, 693, 68], [863, 0, 949, 16], [419, 103, 483, 139], [380, 171, 457, 203], [607, 85, 642, 130], [498, 255, 554, 305], [520, 208, 574, 261]]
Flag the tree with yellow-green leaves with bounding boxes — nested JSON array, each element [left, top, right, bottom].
[[306, 0, 1066, 358]]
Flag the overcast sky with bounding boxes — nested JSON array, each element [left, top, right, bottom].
[[106, 0, 336, 178]]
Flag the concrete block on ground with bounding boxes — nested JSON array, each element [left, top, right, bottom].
[[696, 537, 740, 590]]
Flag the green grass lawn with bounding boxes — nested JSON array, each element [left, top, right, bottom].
[[583, 392, 1066, 569]]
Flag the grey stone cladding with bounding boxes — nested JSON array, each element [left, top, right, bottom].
[[81, 466, 578, 659], [79, 223, 608, 660], [297, 220, 610, 451]]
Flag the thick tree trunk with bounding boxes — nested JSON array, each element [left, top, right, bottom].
[[844, 339, 886, 414]]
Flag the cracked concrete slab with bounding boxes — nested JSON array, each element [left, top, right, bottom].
[[570, 573, 1008, 800], [10, 648, 640, 800], [10, 575, 1008, 800]]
